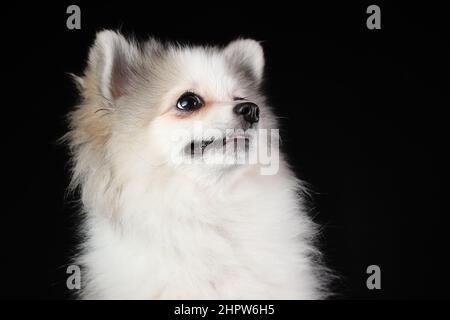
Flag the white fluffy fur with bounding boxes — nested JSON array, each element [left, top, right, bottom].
[[65, 30, 329, 299]]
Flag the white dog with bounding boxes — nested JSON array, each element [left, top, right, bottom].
[[64, 30, 330, 299]]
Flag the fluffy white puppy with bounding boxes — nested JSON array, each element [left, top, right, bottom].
[[65, 30, 330, 299]]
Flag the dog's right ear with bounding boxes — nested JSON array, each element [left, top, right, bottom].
[[224, 39, 265, 85], [87, 30, 140, 103]]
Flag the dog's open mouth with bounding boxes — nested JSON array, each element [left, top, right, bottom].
[[186, 135, 250, 157]]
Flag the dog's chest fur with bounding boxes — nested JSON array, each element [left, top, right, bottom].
[[78, 165, 321, 299]]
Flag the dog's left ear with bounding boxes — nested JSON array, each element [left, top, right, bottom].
[[87, 30, 141, 102], [223, 39, 265, 84]]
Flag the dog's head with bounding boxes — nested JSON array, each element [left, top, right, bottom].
[[71, 31, 275, 178]]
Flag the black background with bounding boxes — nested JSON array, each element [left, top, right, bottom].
[[0, 1, 448, 299]]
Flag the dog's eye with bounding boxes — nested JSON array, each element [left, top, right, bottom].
[[176, 93, 204, 111]]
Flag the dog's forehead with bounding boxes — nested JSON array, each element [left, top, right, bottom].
[[170, 48, 239, 96]]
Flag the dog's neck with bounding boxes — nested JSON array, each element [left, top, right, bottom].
[[82, 160, 260, 230]]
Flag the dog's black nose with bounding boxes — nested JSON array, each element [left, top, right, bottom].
[[233, 102, 260, 124]]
